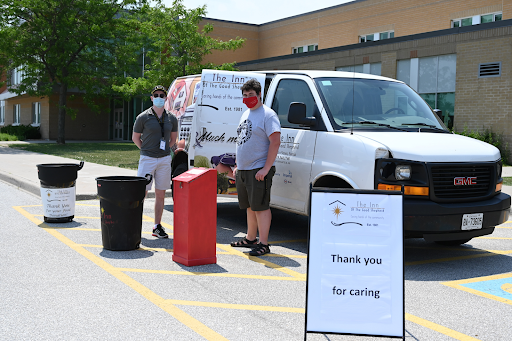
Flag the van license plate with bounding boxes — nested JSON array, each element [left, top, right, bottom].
[[462, 213, 483, 230]]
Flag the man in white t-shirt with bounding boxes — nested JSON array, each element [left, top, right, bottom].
[[230, 79, 281, 256]]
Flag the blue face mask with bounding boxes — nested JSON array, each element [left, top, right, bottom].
[[153, 97, 165, 108]]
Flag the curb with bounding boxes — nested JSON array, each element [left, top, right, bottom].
[[0, 169, 170, 200], [0, 169, 41, 198]]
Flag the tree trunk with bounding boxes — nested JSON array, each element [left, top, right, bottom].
[[57, 81, 68, 144]]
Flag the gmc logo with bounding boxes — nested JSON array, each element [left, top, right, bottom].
[[454, 177, 477, 185]]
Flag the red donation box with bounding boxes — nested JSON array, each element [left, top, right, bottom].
[[172, 168, 217, 266]]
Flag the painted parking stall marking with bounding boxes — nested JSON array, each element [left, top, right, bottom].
[[443, 273, 512, 306], [11, 202, 494, 341]]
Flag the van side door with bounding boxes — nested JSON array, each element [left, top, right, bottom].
[[266, 74, 326, 214]]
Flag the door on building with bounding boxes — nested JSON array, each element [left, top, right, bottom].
[[114, 108, 124, 140]]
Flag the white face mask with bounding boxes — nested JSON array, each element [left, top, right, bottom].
[[153, 97, 165, 108]]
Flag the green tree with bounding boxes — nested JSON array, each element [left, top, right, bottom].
[[113, 0, 245, 97], [0, 0, 147, 144]]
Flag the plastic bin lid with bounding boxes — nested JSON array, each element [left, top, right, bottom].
[[173, 167, 211, 183]]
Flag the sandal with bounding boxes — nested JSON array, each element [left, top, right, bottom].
[[249, 243, 270, 256], [230, 237, 258, 248]]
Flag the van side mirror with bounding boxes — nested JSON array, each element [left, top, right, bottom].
[[288, 102, 316, 126]]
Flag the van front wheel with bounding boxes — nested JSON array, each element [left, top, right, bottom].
[[434, 238, 472, 246]]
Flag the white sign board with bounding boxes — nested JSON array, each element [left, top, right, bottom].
[[306, 190, 404, 338], [40, 186, 76, 218]]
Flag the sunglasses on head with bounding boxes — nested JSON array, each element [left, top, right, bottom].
[[153, 93, 166, 98]]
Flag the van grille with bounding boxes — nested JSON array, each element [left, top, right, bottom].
[[431, 165, 493, 199]]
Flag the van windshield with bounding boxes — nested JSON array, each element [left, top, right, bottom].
[[315, 78, 448, 132]]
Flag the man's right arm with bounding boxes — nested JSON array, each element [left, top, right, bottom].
[[132, 132, 142, 149]]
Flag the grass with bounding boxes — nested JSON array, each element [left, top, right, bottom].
[[503, 177, 512, 186], [9, 143, 141, 170], [0, 133, 19, 141]]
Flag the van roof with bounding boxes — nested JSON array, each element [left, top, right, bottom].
[[174, 70, 403, 83], [253, 70, 402, 83]]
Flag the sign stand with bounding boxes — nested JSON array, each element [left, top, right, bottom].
[[304, 188, 404, 340]]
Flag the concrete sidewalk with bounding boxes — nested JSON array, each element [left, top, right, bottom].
[[1, 141, 512, 199], [0, 142, 154, 200]]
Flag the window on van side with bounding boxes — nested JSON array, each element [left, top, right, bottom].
[[271, 79, 317, 129]]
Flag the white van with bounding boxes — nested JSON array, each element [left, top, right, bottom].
[[168, 69, 510, 245]]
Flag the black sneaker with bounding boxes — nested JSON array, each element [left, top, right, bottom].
[[152, 224, 169, 239]]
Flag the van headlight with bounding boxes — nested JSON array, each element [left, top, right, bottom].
[[375, 148, 389, 159], [395, 165, 411, 180]]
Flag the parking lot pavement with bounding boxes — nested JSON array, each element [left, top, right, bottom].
[[2, 179, 512, 340]]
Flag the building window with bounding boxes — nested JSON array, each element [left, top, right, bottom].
[[0, 101, 5, 125], [32, 102, 41, 125], [360, 31, 394, 43], [11, 66, 24, 85], [13, 104, 21, 125], [452, 12, 502, 27], [397, 54, 456, 128], [336, 62, 381, 76], [481, 12, 502, 23], [292, 44, 318, 54]]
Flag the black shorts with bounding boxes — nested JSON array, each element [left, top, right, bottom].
[[236, 166, 276, 211]]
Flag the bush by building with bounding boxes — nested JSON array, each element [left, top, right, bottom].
[[0, 124, 41, 141], [455, 127, 510, 166]]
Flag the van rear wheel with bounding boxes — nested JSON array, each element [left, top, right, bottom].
[[434, 238, 472, 246]]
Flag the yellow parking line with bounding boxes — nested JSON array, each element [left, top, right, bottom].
[[405, 250, 512, 266], [41, 227, 157, 235], [405, 313, 482, 341], [167, 299, 304, 313], [265, 253, 307, 259], [13, 206, 228, 341], [43, 227, 103, 232], [216, 244, 306, 280], [14, 206, 484, 340], [118, 267, 305, 281], [167, 300, 482, 340], [496, 226, 512, 228], [33, 214, 154, 222], [143, 215, 174, 232], [268, 239, 307, 244], [77, 244, 231, 254], [405, 246, 492, 252], [77, 244, 174, 252]]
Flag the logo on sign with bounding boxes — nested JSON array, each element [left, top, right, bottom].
[[454, 177, 477, 186], [329, 200, 362, 227]]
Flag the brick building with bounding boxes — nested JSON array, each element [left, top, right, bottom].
[[1, 0, 511, 147]]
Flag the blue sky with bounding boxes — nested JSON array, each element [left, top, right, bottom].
[[162, 0, 353, 25]]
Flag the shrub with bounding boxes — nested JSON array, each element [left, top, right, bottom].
[[0, 133, 18, 141], [454, 126, 510, 165], [0, 124, 41, 140]]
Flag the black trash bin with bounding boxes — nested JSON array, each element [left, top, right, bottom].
[[96, 175, 151, 251], [37, 161, 84, 223]]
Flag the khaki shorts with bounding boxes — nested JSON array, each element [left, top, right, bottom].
[[236, 166, 276, 211], [137, 155, 172, 191]]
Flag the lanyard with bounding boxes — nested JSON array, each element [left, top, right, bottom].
[[152, 108, 165, 140]]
